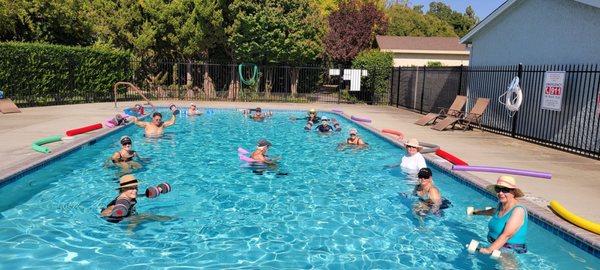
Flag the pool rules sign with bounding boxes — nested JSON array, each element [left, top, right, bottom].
[[541, 71, 565, 111]]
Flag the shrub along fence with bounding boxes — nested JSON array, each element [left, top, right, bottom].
[[389, 64, 600, 159], [0, 42, 131, 107]]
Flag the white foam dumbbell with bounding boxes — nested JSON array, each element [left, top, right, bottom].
[[466, 206, 492, 216], [465, 240, 501, 259]]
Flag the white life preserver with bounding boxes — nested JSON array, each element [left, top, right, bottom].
[[500, 77, 523, 114]]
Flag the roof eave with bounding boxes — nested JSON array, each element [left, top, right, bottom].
[[460, 0, 519, 44]]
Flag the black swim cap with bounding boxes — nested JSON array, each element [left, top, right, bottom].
[[418, 168, 432, 179], [152, 112, 162, 118]]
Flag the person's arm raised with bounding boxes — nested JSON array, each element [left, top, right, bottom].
[[132, 117, 146, 127], [163, 114, 176, 127]]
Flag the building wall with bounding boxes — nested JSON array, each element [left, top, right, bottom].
[[392, 53, 469, 67], [469, 0, 600, 66]]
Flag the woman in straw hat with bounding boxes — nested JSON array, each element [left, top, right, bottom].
[[471, 176, 528, 255], [400, 138, 427, 173], [101, 174, 139, 223]]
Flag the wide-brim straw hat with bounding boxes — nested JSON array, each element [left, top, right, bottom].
[[405, 138, 423, 149], [117, 174, 139, 190], [486, 175, 525, 198]]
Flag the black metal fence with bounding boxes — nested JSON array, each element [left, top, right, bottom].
[[389, 64, 600, 159], [116, 61, 389, 104]]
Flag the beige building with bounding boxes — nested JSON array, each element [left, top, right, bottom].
[[376, 35, 470, 67]]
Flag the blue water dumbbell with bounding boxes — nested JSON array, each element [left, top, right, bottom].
[[145, 182, 172, 198], [169, 104, 180, 115]]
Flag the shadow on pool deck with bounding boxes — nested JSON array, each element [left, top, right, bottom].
[[1, 101, 599, 225]]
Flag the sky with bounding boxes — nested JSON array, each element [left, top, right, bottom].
[[394, 0, 507, 19]]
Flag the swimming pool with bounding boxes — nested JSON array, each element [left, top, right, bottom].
[[0, 108, 598, 269]]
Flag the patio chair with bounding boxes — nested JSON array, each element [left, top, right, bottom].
[[0, 98, 21, 114], [414, 95, 467, 126], [431, 98, 490, 131]]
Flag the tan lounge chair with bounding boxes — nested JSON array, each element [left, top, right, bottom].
[[431, 98, 490, 131], [0, 98, 21, 114], [414, 95, 467, 126]]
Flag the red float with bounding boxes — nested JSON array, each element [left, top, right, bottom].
[[66, 123, 103, 137], [436, 148, 468, 166]]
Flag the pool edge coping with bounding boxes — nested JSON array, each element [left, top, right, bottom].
[[330, 110, 600, 257], [0, 106, 598, 258]]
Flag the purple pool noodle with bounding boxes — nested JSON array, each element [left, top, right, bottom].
[[237, 147, 249, 155], [332, 109, 343, 113], [239, 154, 256, 163], [351, 115, 372, 123], [452, 165, 552, 179]]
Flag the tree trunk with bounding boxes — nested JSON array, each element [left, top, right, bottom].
[[265, 67, 272, 98], [203, 63, 215, 99], [290, 67, 299, 97], [227, 65, 240, 100]]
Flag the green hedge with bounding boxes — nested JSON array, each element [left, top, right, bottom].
[[352, 49, 393, 104], [0, 42, 131, 106]]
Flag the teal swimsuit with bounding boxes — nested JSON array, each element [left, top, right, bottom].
[[487, 204, 528, 253]]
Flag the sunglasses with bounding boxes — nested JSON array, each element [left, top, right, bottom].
[[407, 145, 417, 149], [350, 134, 356, 136], [494, 186, 513, 194], [122, 142, 132, 146]]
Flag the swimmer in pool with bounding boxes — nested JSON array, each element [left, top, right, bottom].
[[243, 107, 272, 121], [109, 136, 145, 173], [187, 103, 203, 116], [101, 174, 174, 230], [250, 139, 277, 164], [315, 116, 341, 133], [132, 112, 176, 137], [338, 128, 367, 150], [412, 168, 449, 216], [101, 174, 140, 223]]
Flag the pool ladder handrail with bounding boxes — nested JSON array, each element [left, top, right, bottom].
[[113, 82, 155, 110]]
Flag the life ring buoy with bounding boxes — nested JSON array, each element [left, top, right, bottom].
[[500, 77, 523, 113]]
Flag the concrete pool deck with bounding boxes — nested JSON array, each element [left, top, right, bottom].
[[1, 101, 599, 239]]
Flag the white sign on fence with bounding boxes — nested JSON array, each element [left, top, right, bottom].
[[541, 71, 565, 111]]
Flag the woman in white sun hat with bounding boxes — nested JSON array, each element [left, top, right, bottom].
[[399, 138, 427, 173]]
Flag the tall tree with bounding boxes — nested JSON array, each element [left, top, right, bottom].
[[386, 4, 455, 37], [226, 0, 325, 97], [427, 1, 477, 37], [0, 0, 94, 46], [324, 0, 387, 64], [85, 0, 224, 60]]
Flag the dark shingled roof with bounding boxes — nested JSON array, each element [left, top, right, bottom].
[[376, 35, 469, 51]]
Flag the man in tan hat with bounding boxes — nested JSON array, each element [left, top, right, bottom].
[[471, 176, 528, 255], [400, 138, 427, 173]]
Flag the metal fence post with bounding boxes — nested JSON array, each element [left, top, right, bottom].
[[396, 67, 401, 107], [457, 64, 463, 96], [337, 66, 343, 104], [420, 66, 426, 114], [511, 63, 523, 138]]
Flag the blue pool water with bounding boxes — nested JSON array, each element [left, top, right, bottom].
[[0, 109, 598, 269]]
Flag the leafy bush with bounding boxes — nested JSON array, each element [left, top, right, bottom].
[[352, 49, 393, 104], [427, 61, 443, 67], [0, 42, 131, 106]]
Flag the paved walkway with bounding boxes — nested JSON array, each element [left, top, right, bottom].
[[1, 101, 599, 222]]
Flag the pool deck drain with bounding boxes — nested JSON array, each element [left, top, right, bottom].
[[0, 101, 599, 254]]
